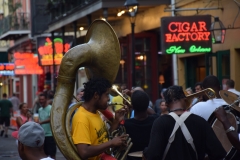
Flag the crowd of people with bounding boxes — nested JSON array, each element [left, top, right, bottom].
[[0, 76, 240, 160], [0, 90, 56, 160], [69, 76, 240, 160]]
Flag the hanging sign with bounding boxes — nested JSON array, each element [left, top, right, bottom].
[[37, 36, 73, 66], [161, 15, 212, 54], [14, 52, 43, 75], [0, 63, 15, 76]]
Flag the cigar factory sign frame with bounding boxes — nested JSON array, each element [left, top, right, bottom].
[[161, 15, 212, 54]]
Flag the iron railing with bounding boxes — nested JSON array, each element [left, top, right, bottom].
[[0, 12, 30, 36], [47, 0, 98, 22]]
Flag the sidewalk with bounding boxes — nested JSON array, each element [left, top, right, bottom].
[[0, 130, 66, 160]]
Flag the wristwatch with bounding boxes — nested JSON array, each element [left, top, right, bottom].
[[226, 126, 235, 133]]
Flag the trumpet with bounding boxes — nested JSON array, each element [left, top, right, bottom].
[[186, 88, 216, 110], [111, 85, 131, 105]]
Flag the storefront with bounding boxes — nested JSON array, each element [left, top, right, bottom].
[[173, 0, 240, 91]]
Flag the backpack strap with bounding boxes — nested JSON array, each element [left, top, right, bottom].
[[162, 112, 198, 160]]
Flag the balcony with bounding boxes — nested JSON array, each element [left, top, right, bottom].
[[47, 0, 98, 22], [0, 12, 30, 40]]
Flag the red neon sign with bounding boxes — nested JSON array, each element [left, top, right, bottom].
[[14, 52, 43, 75], [38, 37, 71, 65], [165, 21, 211, 42], [0, 63, 15, 76], [0, 64, 14, 70]]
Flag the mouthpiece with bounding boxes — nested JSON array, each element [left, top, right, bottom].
[[108, 102, 118, 106]]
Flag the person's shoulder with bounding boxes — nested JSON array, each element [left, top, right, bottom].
[[73, 108, 89, 124], [154, 114, 172, 123], [188, 113, 208, 123], [125, 118, 135, 124], [74, 107, 89, 118], [192, 101, 206, 108], [46, 105, 52, 109], [148, 114, 159, 120]]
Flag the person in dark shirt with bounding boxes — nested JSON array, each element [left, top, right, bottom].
[[124, 90, 158, 160], [143, 85, 226, 160], [0, 93, 13, 138]]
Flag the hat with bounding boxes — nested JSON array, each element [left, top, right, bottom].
[[18, 121, 45, 147]]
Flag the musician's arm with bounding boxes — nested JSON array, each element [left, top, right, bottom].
[[205, 120, 227, 159], [76, 135, 127, 159], [221, 119, 240, 151], [214, 107, 240, 151]]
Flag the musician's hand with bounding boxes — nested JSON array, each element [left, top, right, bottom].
[[115, 107, 128, 123], [122, 89, 132, 97], [110, 134, 129, 147], [214, 106, 228, 123]]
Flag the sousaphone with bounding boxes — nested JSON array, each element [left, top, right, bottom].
[[51, 20, 121, 160]]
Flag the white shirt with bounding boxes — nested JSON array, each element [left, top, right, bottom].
[[228, 89, 240, 96], [190, 99, 228, 121], [40, 157, 54, 160]]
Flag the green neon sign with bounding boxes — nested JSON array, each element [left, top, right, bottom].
[[166, 45, 211, 54], [189, 45, 211, 53], [166, 46, 185, 54]]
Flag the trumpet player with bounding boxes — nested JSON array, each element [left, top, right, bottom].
[[143, 85, 226, 160], [190, 76, 228, 121], [71, 78, 128, 160]]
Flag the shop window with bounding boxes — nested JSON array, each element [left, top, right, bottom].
[[185, 55, 206, 90], [135, 38, 152, 98]]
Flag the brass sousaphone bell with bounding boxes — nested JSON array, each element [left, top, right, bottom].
[[51, 20, 124, 160]]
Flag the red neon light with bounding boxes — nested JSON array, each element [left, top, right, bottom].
[[38, 37, 71, 65], [14, 52, 43, 75], [0, 65, 4, 70], [0, 64, 15, 71], [165, 21, 210, 43], [5, 65, 14, 70]]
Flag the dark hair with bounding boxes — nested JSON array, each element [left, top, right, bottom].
[[226, 79, 235, 88], [195, 82, 203, 88], [47, 90, 54, 99], [19, 103, 27, 110], [202, 75, 220, 90], [2, 93, 7, 98], [159, 99, 166, 106], [82, 78, 111, 102], [163, 86, 186, 104], [39, 93, 47, 99], [131, 90, 149, 112]]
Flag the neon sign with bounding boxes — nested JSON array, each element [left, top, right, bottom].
[[161, 15, 212, 54], [14, 52, 43, 75], [166, 45, 211, 54], [37, 36, 73, 66], [0, 63, 15, 76]]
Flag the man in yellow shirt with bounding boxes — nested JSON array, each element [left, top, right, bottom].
[[72, 78, 128, 160]]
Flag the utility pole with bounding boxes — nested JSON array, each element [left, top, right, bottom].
[[171, 0, 178, 85]]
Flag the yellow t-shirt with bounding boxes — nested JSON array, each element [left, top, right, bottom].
[[112, 95, 123, 111], [72, 107, 109, 160]]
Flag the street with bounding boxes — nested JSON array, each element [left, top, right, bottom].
[[0, 129, 66, 160]]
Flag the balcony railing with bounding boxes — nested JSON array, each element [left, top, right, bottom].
[[0, 12, 30, 36], [47, 0, 98, 22]]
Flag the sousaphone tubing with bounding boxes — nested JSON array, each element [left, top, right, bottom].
[[50, 20, 121, 160]]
